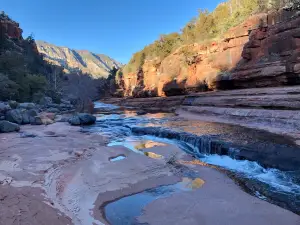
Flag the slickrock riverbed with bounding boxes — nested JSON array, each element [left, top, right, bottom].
[[0, 105, 300, 225]]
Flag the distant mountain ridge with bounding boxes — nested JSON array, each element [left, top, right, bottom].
[[36, 41, 121, 78]]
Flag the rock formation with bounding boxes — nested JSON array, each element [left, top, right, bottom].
[[118, 9, 300, 97], [37, 41, 122, 78], [0, 14, 23, 40]]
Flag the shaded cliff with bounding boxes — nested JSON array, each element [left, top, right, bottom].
[[37, 41, 121, 78], [0, 12, 64, 102], [117, 9, 300, 97]]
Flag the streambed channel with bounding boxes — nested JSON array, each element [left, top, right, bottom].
[[85, 102, 300, 224]]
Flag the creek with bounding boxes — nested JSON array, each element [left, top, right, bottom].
[[86, 102, 300, 224]]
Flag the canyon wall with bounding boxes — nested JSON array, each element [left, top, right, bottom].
[[37, 41, 122, 78], [118, 9, 300, 97]]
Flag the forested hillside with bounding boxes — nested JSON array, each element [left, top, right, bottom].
[[0, 11, 64, 102]]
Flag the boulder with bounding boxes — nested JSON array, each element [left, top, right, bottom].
[[22, 110, 30, 124], [56, 115, 70, 122], [77, 113, 96, 125], [18, 102, 36, 110], [39, 113, 55, 125], [68, 113, 96, 126], [47, 103, 60, 108], [59, 103, 74, 110], [61, 99, 71, 105], [0, 102, 11, 113], [21, 109, 38, 125], [5, 109, 23, 124], [30, 116, 43, 125], [40, 112, 56, 120], [0, 121, 20, 133], [41, 117, 54, 125], [68, 116, 81, 126], [8, 101, 18, 109], [46, 107, 60, 113]]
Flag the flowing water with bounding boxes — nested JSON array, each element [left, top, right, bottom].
[[89, 102, 300, 220]]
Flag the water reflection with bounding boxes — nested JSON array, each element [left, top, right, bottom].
[[109, 155, 126, 162], [104, 177, 204, 225], [108, 137, 167, 154]]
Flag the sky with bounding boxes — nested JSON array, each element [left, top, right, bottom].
[[2, 0, 221, 64]]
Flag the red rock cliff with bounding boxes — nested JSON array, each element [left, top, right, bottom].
[[119, 9, 300, 97]]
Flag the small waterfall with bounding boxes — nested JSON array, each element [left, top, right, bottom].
[[130, 126, 235, 158]]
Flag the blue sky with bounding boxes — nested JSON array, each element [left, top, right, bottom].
[[2, 0, 221, 64]]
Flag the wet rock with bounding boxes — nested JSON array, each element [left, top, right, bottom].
[[5, 109, 23, 124], [77, 113, 96, 125], [68, 116, 81, 126], [136, 110, 147, 115], [18, 102, 36, 110], [0, 120, 20, 133], [68, 113, 96, 126]]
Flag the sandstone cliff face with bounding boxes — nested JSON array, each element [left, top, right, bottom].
[[37, 41, 121, 78], [119, 10, 300, 97]]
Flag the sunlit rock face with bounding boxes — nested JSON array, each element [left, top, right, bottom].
[[0, 16, 23, 40], [36, 41, 122, 78], [119, 9, 300, 97]]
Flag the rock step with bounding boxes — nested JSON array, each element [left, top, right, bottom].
[[181, 105, 300, 121], [184, 94, 300, 110], [188, 86, 300, 98], [130, 126, 300, 171]]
